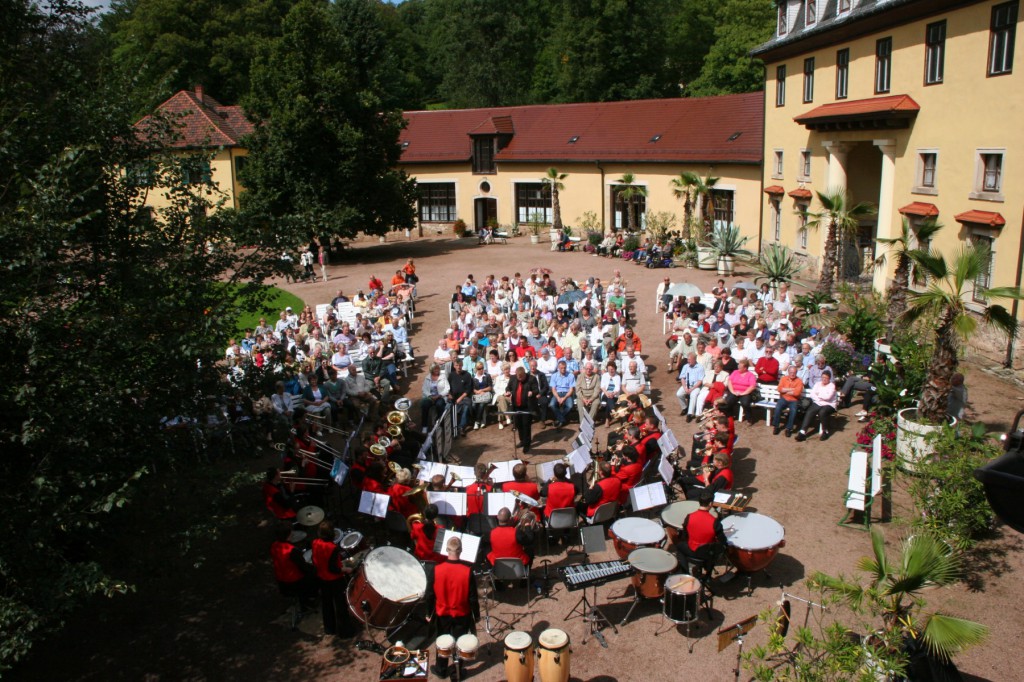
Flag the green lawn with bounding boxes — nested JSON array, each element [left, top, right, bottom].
[[230, 284, 304, 333]]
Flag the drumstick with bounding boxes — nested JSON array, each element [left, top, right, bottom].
[[396, 592, 422, 602]]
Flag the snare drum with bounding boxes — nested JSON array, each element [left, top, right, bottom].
[[536, 628, 572, 682], [347, 546, 427, 628], [338, 530, 366, 554], [435, 634, 455, 658], [663, 574, 701, 624], [627, 547, 679, 599], [456, 634, 479, 661], [503, 631, 535, 682], [609, 517, 665, 559], [660, 501, 716, 546], [721, 512, 786, 573]]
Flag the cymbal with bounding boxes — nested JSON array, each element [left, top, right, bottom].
[[297, 505, 324, 527]]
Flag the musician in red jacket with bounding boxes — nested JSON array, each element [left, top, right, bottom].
[[409, 504, 447, 563], [270, 524, 316, 605], [263, 468, 297, 520], [674, 490, 727, 570], [387, 468, 419, 517], [542, 463, 577, 520], [465, 463, 493, 517], [635, 416, 662, 469], [311, 520, 356, 638], [577, 461, 622, 518], [503, 463, 541, 523], [487, 507, 536, 567], [613, 445, 644, 505], [427, 537, 479, 678], [680, 452, 734, 500]]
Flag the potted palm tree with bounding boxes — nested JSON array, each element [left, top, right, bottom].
[[897, 244, 1024, 469], [526, 212, 545, 245], [753, 243, 802, 300], [874, 217, 943, 353], [801, 189, 877, 296], [544, 167, 567, 233], [615, 172, 647, 234], [707, 224, 753, 276]]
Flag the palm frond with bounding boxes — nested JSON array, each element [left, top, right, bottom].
[[868, 528, 891, 584], [953, 311, 977, 340], [982, 303, 1019, 339], [981, 286, 1024, 302], [919, 613, 989, 660], [913, 218, 943, 242], [912, 251, 948, 281], [951, 244, 985, 292]]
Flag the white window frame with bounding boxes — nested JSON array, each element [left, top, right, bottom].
[[971, 149, 1005, 201], [925, 20, 946, 85], [875, 37, 892, 94], [797, 203, 809, 249], [805, 0, 818, 27], [778, 2, 789, 36], [776, 65, 787, 107], [836, 48, 850, 99], [837, 0, 852, 16], [416, 180, 459, 223], [799, 149, 812, 181], [773, 149, 785, 179], [970, 233, 996, 304], [912, 149, 939, 195], [772, 199, 782, 241]]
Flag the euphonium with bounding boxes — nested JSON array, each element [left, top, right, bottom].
[[378, 436, 392, 448], [388, 425, 402, 438], [402, 481, 429, 513], [406, 512, 425, 534]]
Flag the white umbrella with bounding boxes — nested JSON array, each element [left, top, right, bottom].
[[665, 282, 703, 299]]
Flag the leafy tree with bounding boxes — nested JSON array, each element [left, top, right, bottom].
[[903, 245, 1023, 422], [874, 216, 943, 339], [240, 0, 416, 241], [686, 0, 775, 96], [544, 167, 568, 232], [801, 189, 877, 296]]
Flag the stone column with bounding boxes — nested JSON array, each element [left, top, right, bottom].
[[873, 139, 898, 292], [822, 141, 853, 193]]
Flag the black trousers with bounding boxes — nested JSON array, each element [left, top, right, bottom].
[[319, 578, 356, 637], [722, 391, 753, 421], [800, 403, 836, 434], [512, 410, 533, 450]]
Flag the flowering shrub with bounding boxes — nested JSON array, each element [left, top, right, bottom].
[[856, 414, 896, 460], [820, 338, 870, 378], [621, 250, 635, 260]]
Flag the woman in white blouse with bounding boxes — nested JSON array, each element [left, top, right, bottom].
[[692, 359, 729, 416]]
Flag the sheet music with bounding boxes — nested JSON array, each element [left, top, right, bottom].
[[651, 404, 665, 428], [872, 435, 883, 496], [629, 482, 667, 511], [427, 491, 468, 516], [568, 444, 592, 474], [580, 407, 594, 427], [658, 453, 674, 484], [536, 459, 562, 482], [713, 491, 731, 504], [658, 430, 679, 455], [416, 462, 473, 488], [579, 417, 595, 441], [358, 490, 390, 518], [330, 459, 350, 486], [489, 460, 521, 484], [571, 434, 585, 451], [486, 492, 517, 516], [434, 529, 481, 563]]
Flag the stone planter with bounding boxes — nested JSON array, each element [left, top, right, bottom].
[[717, 255, 734, 276], [874, 337, 892, 360], [697, 246, 716, 270], [896, 407, 956, 473], [529, 234, 541, 245]]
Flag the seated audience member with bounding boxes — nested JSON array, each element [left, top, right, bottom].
[[771, 364, 805, 437], [795, 370, 838, 442]]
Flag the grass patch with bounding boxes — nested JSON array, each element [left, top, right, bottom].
[[227, 284, 304, 333]]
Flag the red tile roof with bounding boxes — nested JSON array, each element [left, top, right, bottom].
[[898, 202, 939, 217], [794, 94, 920, 125], [134, 86, 254, 149], [788, 188, 813, 200], [955, 210, 1006, 227], [763, 185, 786, 195], [400, 93, 764, 165]]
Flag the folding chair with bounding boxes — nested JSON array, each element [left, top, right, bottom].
[[491, 558, 532, 607], [546, 507, 582, 554]]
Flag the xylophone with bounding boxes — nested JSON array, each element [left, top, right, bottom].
[[559, 560, 632, 591]]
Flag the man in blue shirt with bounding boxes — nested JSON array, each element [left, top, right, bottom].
[[548, 361, 577, 428], [710, 310, 731, 334], [675, 353, 706, 421]]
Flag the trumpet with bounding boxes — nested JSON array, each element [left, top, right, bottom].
[[378, 436, 392, 448], [446, 471, 463, 490], [317, 422, 351, 436], [387, 424, 402, 438]]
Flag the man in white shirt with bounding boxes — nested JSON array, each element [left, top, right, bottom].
[[621, 360, 645, 397], [536, 347, 558, 378], [285, 306, 299, 327], [274, 311, 291, 335], [746, 337, 767, 363]]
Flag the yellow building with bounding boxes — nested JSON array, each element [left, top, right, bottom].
[[398, 94, 764, 240], [133, 86, 252, 214], [753, 0, 1023, 302]]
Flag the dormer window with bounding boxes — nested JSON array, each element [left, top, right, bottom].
[[649, 134, 662, 143], [838, 0, 851, 16], [472, 137, 495, 174], [778, 3, 789, 36], [806, 0, 817, 26]]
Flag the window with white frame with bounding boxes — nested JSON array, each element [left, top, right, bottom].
[[836, 48, 849, 99], [837, 0, 852, 15], [806, 0, 817, 27], [797, 204, 808, 248], [773, 150, 784, 178], [776, 65, 787, 106], [989, 1, 1018, 76], [925, 21, 946, 85], [772, 200, 782, 241], [800, 150, 812, 180], [803, 57, 815, 102], [417, 182, 457, 222], [914, 150, 938, 194], [972, 150, 1005, 200], [516, 183, 552, 224], [875, 37, 892, 93], [971, 234, 995, 303], [712, 189, 735, 228]]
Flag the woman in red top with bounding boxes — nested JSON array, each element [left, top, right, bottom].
[[311, 520, 356, 638], [410, 504, 447, 563]]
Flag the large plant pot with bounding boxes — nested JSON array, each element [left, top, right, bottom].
[[874, 337, 892, 359], [896, 408, 956, 473], [717, 255, 734, 276], [697, 246, 716, 270], [529, 234, 540, 245]]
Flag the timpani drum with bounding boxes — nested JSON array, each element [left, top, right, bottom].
[[721, 512, 786, 573], [435, 634, 455, 658], [609, 517, 666, 559], [503, 631, 535, 682], [456, 634, 479, 661], [627, 547, 679, 599], [536, 628, 572, 682], [663, 574, 701, 624], [660, 501, 695, 545], [347, 547, 427, 628]]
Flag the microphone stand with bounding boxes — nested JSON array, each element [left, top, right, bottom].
[[500, 410, 532, 457]]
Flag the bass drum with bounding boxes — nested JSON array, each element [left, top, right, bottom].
[[347, 546, 427, 628]]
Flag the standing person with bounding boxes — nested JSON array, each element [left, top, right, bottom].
[[795, 371, 839, 442], [447, 356, 474, 436], [300, 247, 315, 282], [311, 520, 356, 638], [505, 366, 537, 453], [947, 373, 968, 420], [428, 537, 479, 679], [318, 243, 328, 282]]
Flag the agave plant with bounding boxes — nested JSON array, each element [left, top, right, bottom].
[[706, 224, 753, 260], [754, 243, 803, 291], [810, 529, 988, 662]]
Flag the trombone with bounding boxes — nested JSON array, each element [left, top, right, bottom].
[[308, 435, 344, 459], [280, 470, 330, 487]]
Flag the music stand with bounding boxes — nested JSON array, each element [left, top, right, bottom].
[[717, 615, 758, 682], [500, 410, 532, 457]]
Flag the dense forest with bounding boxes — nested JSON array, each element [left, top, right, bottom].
[[102, 0, 775, 113]]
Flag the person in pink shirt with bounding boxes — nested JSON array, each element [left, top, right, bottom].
[[795, 371, 839, 442], [723, 359, 758, 423]]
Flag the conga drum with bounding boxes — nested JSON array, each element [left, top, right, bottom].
[[609, 517, 666, 559], [536, 628, 572, 682], [627, 547, 678, 599], [663, 574, 701, 624], [456, 634, 479, 662], [347, 546, 427, 628], [503, 631, 534, 682], [721, 512, 786, 573], [435, 634, 455, 659]]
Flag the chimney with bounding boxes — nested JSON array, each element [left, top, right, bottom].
[[194, 84, 204, 102]]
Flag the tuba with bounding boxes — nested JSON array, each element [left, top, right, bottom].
[[402, 480, 429, 514]]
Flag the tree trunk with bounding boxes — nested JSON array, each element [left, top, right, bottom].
[[918, 308, 959, 423], [818, 218, 838, 295], [626, 197, 635, 233], [885, 255, 910, 340], [552, 187, 562, 232], [684, 193, 693, 234]]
